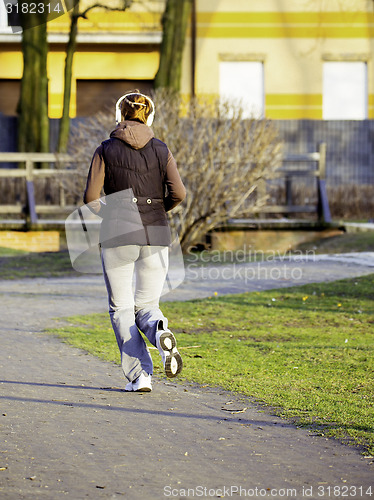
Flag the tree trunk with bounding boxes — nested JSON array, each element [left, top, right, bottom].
[[58, 2, 79, 153], [18, 6, 49, 157], [154, 0, 192, 91]]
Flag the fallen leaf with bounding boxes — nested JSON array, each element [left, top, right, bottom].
[[221, 407, 248, 414]]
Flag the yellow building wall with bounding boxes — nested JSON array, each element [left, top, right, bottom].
[[182, 0, 374, 119], [1, 0, 373, 119], [47, 49, 160, 118], [46, 3, 162, 118], [0, 1, 163, 118], [47, 9, 162, 34]]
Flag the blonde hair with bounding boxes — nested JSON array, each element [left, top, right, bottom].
[[120, 89, 152, 124]]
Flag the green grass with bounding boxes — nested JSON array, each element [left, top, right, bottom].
[[0, 248, 79, 279], [48, 274, 374, 455], [294, 230, 374, 254], [0, 246, 29, 257]]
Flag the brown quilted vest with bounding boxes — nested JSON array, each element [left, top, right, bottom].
[[99, 137, 171, 247]]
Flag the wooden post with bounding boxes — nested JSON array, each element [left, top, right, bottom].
[[318, 142, 327, 180], [285, 175, 293, 218], [25, 159, 38, 226], [60, 182, 66, 208], [257, 177, 266, 218]]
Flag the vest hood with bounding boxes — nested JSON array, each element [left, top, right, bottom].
[[110, 120, 154, 150]]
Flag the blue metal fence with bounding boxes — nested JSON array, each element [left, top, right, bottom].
[[1, 115, 373, 185], [275, 120, 374, 185]]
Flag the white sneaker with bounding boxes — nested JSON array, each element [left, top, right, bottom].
[[156, 330, 183, 378], [125, 373, 152, 392]]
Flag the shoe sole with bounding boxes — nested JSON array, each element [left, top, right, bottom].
[[159, 332, 183, 378], [125, 387, 152, 392], [125, 378, 152, 392]]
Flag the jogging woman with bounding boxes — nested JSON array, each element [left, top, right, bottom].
[[83, 90, 186, 392]]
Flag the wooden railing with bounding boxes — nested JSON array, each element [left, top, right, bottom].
[[0, 153, 80, 227], [255, 142, 331, 222], [0, 144, 331, 229]]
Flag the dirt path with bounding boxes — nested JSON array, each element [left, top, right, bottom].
[[0, 255, 373, 499]]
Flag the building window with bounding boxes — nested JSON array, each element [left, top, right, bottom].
[[219, 61, 264, 118], [323, 62, 367, 120]]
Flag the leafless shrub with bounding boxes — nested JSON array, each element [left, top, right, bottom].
[[66, 111, 114, 198], [152, 91, 283, 250], [67, 90, 283, 251], [327, 184, 374, 220]]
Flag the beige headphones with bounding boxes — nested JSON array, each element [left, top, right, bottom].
[[115, 93, 155, 126]]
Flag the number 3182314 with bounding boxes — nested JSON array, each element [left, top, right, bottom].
[[6, 3, 63, 14]]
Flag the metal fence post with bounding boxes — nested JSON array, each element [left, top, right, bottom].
[[316, 142, 331, 223]]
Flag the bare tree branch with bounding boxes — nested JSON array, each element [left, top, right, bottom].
[[76, 0, 133, 20]]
